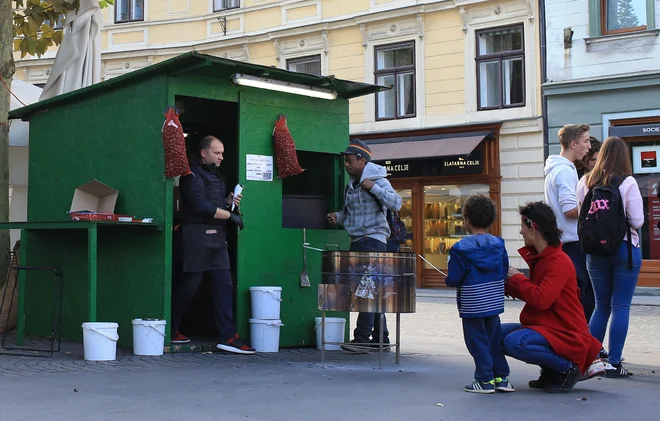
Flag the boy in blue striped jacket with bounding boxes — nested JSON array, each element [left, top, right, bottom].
[[445, 194, 513, 394]]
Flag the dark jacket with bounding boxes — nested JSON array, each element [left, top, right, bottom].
[[445, 234, 508, 318], [179, 156, 227, 228]]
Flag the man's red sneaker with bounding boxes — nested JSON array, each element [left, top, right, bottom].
[[171, 331, 191, 344], [216, 334, 256, 354]]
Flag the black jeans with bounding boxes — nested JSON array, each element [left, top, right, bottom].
[[171, 269, 236, 341], [350, 237, 389, 343], [563, 241, 595, 323]]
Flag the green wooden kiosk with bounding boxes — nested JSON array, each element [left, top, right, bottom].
[[5, 52, 385, 349]]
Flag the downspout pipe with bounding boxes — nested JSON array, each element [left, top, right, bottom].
[[539, 0, 549, 159]]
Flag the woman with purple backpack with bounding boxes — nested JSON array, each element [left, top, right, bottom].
[[576, 136, 644, 378]]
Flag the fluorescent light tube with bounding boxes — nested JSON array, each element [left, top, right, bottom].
[[231, 74, 338, 100]]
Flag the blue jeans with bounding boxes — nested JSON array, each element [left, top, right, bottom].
[[563, 242, 595, 323], [350, 237, 388, 342], [586, 241, 641, 365], [386, 240, 400, 252], [463, 316, 510, 381], [500, 323, 572, 373]]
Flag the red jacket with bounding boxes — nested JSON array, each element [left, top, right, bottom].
[[506, 244, 601, 373]]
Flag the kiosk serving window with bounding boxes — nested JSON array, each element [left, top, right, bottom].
[[282, 151, 341, 230]]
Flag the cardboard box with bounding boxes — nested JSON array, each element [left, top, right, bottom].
[[70, 180, 118, 214]]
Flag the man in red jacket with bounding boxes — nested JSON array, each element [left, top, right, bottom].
[[503, 201, 603, 393]]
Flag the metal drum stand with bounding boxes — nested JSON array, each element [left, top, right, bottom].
[[316, 250, 417, 369], [0, 251, 64, 357]]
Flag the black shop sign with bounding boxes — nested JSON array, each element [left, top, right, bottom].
[[609, 123, 660, 138], [376, 150, 484, 179]]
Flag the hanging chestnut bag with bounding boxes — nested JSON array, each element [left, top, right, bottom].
[[162, 106, 192, 178], [272, 115, 304, 178]]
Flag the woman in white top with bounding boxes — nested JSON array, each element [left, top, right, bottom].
[[576, 136, 644, 378]]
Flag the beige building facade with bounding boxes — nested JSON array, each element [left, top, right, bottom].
[[14, 0, 544, 286]]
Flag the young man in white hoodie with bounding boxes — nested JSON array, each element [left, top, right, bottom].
[[544, 124, 594, 322]]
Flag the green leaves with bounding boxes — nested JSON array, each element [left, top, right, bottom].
[[12, 0, 111, 58], [51, 29, 63, 44], [40, 23, 52, 37]]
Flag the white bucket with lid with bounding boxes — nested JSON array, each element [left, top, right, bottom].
[[249, 286, 282, 320], [82, 322, 119, 361], [314, 317, 346, 351], [249, 319, 284, 352], [132, 318, 166, 356]]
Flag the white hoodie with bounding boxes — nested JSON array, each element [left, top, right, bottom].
[[544, 155, 579, 243]]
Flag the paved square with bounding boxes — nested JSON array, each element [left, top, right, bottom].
[[0, 296, 658, 420]]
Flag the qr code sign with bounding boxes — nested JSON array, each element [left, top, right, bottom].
[[262, 172, 272, 181]]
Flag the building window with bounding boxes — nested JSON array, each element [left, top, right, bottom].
[[476, 25, 525, 111], [214, 0, 240, 12], [374, 42, 416, 121], [115, 0, 144, 23], [287, 55, 322, 76], [601, 0, 647, 34], [589, 0, 655, 36]]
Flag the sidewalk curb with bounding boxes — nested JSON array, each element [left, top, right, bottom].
[[417, 288, 660, 307]]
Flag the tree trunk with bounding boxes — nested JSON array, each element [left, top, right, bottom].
[[0, 0, 16, 286]]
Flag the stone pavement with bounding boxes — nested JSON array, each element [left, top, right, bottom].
[[0, 296, 659, 420]]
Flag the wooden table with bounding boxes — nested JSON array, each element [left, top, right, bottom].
[[0, 221, 162, 345]]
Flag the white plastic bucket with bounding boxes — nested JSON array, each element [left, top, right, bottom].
[[314, 317, 346, 351], [249, 319, 284, 352], [82, 322, 119, 361], [132, 318, 166, 356], [249, 286, 282, 320]]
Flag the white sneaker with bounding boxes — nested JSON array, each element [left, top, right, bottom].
[[580, 358, 606, 381]]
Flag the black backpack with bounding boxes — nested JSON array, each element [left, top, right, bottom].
[[578, 177, 632, 268], [385, 209, 408, 245]]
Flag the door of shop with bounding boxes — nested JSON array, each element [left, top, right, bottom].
[[610, 117, 660, 287]]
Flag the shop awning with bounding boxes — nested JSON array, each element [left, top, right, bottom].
[[367, 132, 494, 161]]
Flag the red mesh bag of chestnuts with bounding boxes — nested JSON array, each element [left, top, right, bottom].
[[272, 114, 304, 178], [162, 106, 192, 178]]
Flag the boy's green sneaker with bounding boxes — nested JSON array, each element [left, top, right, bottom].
[[495, 377, 516, 392], [464, 379, 495, 394]]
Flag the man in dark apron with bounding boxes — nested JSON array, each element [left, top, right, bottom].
[[170, 135, 255, 354]]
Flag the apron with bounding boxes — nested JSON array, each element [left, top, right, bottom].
[[180, 223, 230, 272]]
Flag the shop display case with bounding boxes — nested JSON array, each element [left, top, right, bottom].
[[422, 185, 489, 270], [397, 189, 414, 249]]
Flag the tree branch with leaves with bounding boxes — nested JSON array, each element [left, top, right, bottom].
[[0, 0, 112, 286]]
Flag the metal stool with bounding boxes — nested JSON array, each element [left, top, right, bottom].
[[0, 251, 64, 357]]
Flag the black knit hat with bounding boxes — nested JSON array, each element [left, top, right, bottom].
[[342, 139, 372, 162]]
